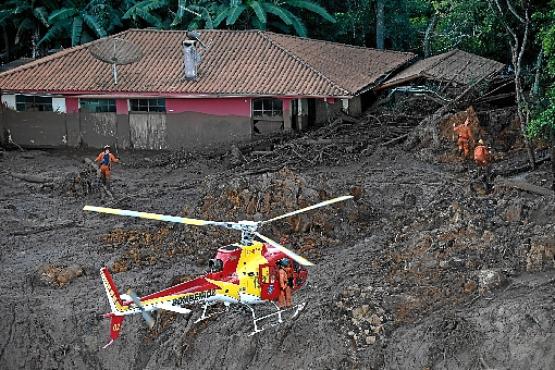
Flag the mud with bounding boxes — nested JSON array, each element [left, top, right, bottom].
[[0, 102, 554, 369]]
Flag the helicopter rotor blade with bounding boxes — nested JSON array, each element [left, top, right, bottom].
[[127, 289, 155, 329], [254, 232, 314, 267], [260, 195, 354, 225], [83, 205, 232, 228]]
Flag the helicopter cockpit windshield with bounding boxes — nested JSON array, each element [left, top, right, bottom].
[[208, 258, 223, 273]]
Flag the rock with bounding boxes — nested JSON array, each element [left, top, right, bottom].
[[504, 201, 523, 222], [526, 238, 555, 272], [365, 336, 377, 345], [347, 331, 355, 337], [369, 313, 383, 326], [463, 280, 478, 294], [38, 264, 84, 287], [352, 305, 370, 320], [478, 269, 507, 295]]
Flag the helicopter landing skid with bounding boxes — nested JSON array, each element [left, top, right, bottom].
[[194, 302, 211, 323], [247, 302, 307, 336]]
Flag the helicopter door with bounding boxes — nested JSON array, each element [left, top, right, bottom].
[[259, 264, 279, 301]]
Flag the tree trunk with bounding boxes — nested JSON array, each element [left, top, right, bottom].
[[423, 14, 437, 57], [375, 0, 385, 49]]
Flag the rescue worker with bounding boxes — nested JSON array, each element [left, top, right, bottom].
[[473, 139, 490, 167], [453, 118, 474, 158], [95, 145, 119, 187], [277, 259, 292, 309], [474, 139, 493, 192]]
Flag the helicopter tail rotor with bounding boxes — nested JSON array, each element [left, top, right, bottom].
[[254, 232, 314, 267], [127, 289, 155, 329]]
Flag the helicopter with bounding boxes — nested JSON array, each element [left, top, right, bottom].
[[83, 195, 353, 347]]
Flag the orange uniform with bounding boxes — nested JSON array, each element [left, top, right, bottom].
[[453, 121, 474, 157], [474, 144, 490, 167], [95, 150, 119, 184], [277, 267, 292, 308]]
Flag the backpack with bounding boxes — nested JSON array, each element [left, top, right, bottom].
[[101, 152, 110, 166]]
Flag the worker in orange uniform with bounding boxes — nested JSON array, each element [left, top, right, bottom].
[[474, 139, 493, 192], [95, 145, 119, 188], [474, 139, 490, 167], [453, 118, 474, 158], [277, 259, 292, 309]]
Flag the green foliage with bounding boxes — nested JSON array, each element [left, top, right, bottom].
[[529, 1, 555, 139], [528, 89, 555, 138]]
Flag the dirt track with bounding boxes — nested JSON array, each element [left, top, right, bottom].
[[0, 118, 554, 369]]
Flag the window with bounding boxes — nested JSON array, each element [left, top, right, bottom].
[[15, 95, 52, 112], [253, 98, 283, 118], [80, 98, 116, 113], [129, 98, 166, 112]]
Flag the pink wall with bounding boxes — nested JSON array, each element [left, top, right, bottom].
[[66, 97, 79, 113], [166, 98, 251, 117], [116, 99, 128, 115]]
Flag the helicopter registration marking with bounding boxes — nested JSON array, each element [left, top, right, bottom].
[[172, 290, 216, 306]]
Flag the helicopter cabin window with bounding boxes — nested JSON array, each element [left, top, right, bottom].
[[129, 98, 166, 112], [15, 95, 52, 112], [208, 258, 223, 273], [80, 98, 116, 113]]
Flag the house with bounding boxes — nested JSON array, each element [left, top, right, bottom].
[[379, 49, 506, 90], [0, 29, 414, 150]]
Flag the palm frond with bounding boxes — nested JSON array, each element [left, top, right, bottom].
[[49, 8, 78, 24], [71, 16, 83, 46], [249, 1, 267, 25], [82, 13, 107, 38], [262, 3, 292, 25], [287, 0, 335, 23], [226, 4, 246, 25], [37, 22, 66, 46], [33, 7, 49, 27], [213, 7, 228, 28], [281, 8, 307, 36]]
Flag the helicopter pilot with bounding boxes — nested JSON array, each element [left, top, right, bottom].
[[278, 259, 292, 308]]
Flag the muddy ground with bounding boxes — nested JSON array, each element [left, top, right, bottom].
[[0, 106, 554, 369]]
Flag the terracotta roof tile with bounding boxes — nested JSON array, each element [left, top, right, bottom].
[[0, 29, 415, 98], [381, 49, 505, 89]]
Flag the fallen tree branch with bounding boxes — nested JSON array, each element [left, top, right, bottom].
[[381, 134, 409, 147], [6, 171, 59, 184], [495, 177, 553, 197], [9, 220, 76, 236]]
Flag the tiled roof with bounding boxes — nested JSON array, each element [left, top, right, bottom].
[[0, 29, 415, 98], [380, 49, 505, 89]]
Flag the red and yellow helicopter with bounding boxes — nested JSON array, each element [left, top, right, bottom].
[[83, 195, 352, 347]]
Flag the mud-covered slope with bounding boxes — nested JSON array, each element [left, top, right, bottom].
[[0, 121, 554, 370]]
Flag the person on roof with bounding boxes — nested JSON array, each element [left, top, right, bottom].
[[277, 259, 292, 309], [453, 118, 474, 158], [95, 145, 119, 188]]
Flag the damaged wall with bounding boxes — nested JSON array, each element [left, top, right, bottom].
[[1, 107, 251, 150]]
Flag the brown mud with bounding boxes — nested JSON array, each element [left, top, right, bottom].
[[0, 103, 554, 369]]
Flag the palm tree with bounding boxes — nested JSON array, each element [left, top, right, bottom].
[[0, 0, 56, 59], [39, 0, 122, 47], [211, 0, 336, 37], [122, 0, 213, 30]]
